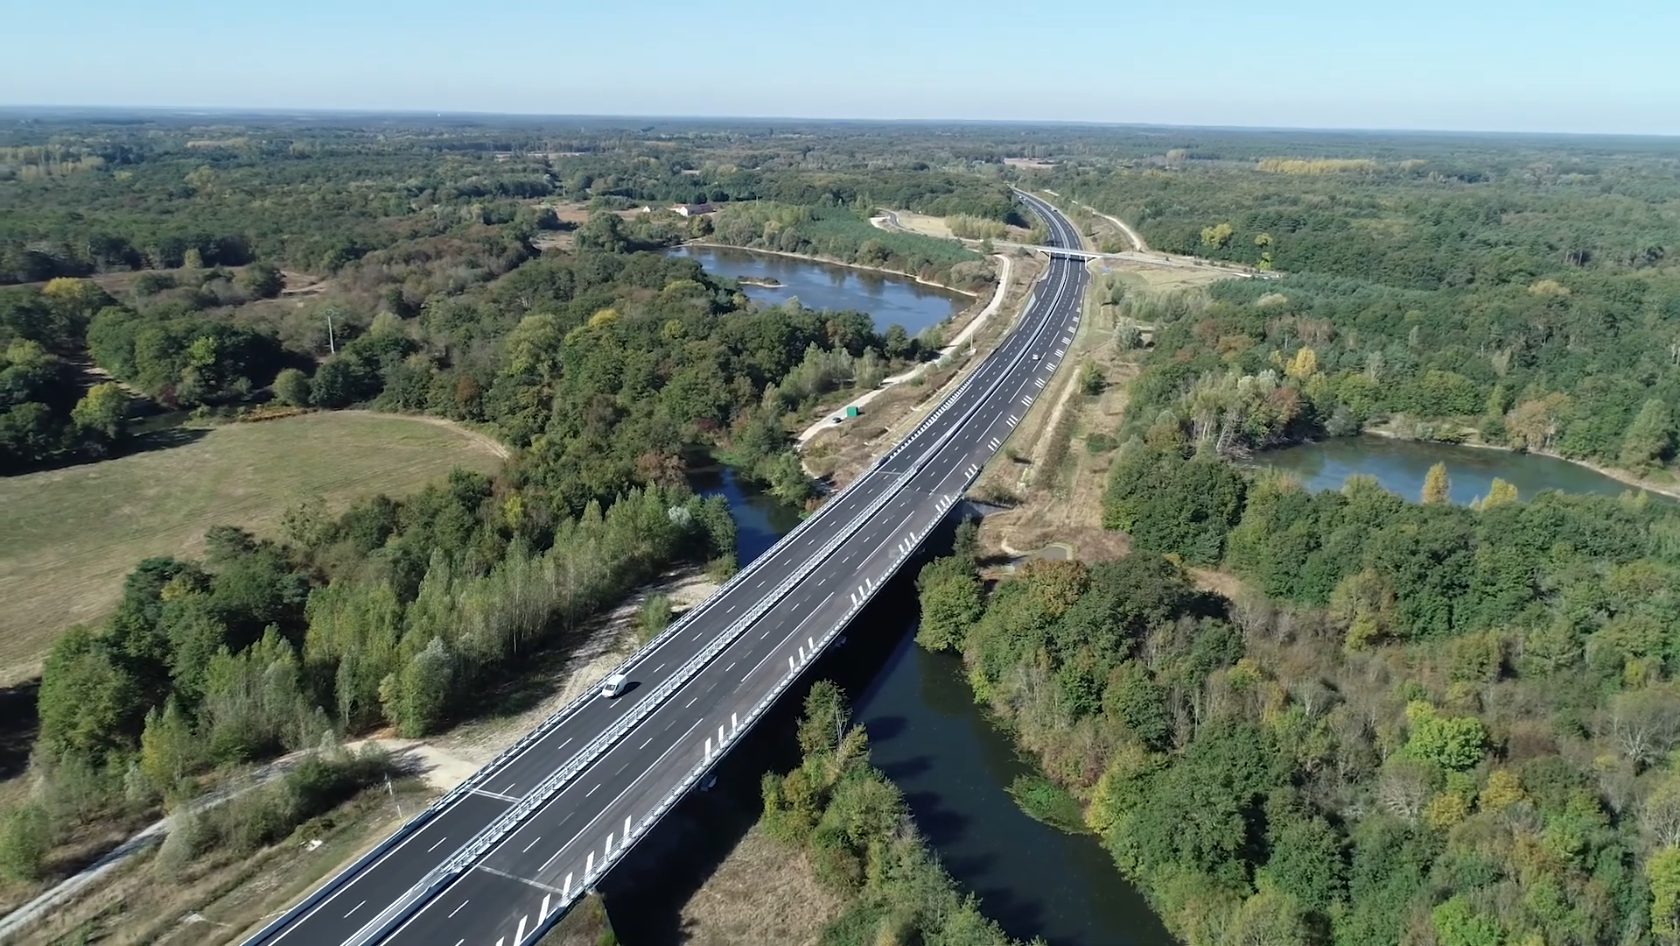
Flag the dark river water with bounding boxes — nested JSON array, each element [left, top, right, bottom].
[[668, 245, 967, 337], [691, 468, 1173, 946], [1257, 434, 1658, 505]]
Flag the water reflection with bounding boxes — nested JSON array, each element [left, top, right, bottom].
[[694, 468, 1175, 946], [668, 245, 966, 337], [858, 634, 1176, 946], [1258, 435, 1659, 505]]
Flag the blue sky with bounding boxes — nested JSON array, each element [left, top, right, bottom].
[[4, 0, 1676, 135]]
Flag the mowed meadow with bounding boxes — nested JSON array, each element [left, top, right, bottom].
[[0, 411, 505, 684]]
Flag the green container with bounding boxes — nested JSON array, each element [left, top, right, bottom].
[[845, 405, 860, 418]]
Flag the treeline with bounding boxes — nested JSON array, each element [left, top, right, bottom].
[[0, 130, 566, 282], [1109, 272, 1680, 475], [0, 118, 1032, 286], [1, 279, 132, 470], [918, 438, 1680, 945], [707, 202, 995, 292], [0, 265, 294, 471], [761, 681, 1041, 946], [0, 233, 931, 881], [295, 247, 917, 511], [1055, 141, 1680, 476], [555, 152, 1024, 223]]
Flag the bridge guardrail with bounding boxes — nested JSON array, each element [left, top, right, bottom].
[[513, 489, 977, 945], [238, 366, 944, 946], [343, 464, 918, 946], [343, 319, 1045, 942]]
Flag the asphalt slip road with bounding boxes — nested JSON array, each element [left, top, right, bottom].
[[262, 194, 1088, 946]]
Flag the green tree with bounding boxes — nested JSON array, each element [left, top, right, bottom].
[[139, 697, 201, 800], [1262, 795, 1347, 914], [71, 381, 129, 452], [638, 593, 673, 644], [1079, 362, 1104, 395], [1222, 888, 1312, 946], [36, 626, 147, 761], [576, 213, 629, 253], [916, 555, 983, 652], [1404, 701, 1486, 771], [272, 367, 311, 407], [797, 680, 851, 757], [235, 262, 285, 299], [1620, 398, 1675, 473], [0, 803, 51, 882], [1651, 846, 1680, 943], [1431, 895, 1504, 946]]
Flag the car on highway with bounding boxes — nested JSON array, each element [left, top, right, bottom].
[[600, 672, 629, 699]]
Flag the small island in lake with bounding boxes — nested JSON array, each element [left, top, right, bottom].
[[737, 276, 783, 288]]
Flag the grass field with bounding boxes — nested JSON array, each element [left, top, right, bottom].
[[0, 411, 505, 685]]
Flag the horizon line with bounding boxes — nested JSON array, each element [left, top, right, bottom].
[[1, 104, 1676, 141]]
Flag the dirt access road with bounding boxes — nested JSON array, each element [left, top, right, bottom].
[[795, 253, 1013, 443]]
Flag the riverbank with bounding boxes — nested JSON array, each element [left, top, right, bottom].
[[1359, 424, 1680, 500], [685, 240, 984, 297], [794, 253, 1015, 445], [797, 254, 1046, 487]]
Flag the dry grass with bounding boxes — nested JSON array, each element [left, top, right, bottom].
[[9, 779, 433, 946], [882, 209, 955, 239], [878, 210, 1037, 247], [0, 411, 505, 685], [1093, 258, 1239, 295], [674, 825, 845, 946], [533, 895, 618, 945]]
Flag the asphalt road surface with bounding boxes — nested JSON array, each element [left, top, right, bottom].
[[251, 192, 1088, 946]]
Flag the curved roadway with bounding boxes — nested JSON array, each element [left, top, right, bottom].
[[246, 191, 1087, 946]]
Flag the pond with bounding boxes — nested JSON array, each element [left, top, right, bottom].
[[668, 245, 967, 337], [693, 468, 1172, 946], [1257, 434, 1658, 505]]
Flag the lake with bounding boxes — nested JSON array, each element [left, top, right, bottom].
[[668, 245, 967, 337], [1258, 435, 1657, 505]]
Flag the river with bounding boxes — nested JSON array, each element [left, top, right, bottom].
[[688, 468, 1172, 946], [667, 245, 967, 337], [1257, 434, 1659, 505]]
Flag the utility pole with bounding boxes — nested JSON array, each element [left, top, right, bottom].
[[326, 312, 336, 355], [385, 773, 403, 820]]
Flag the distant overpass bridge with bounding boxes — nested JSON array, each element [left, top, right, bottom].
[[992, 240, 1280, 279], [874, 206, 1277, 279], [240, 192, 1091, 946]]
